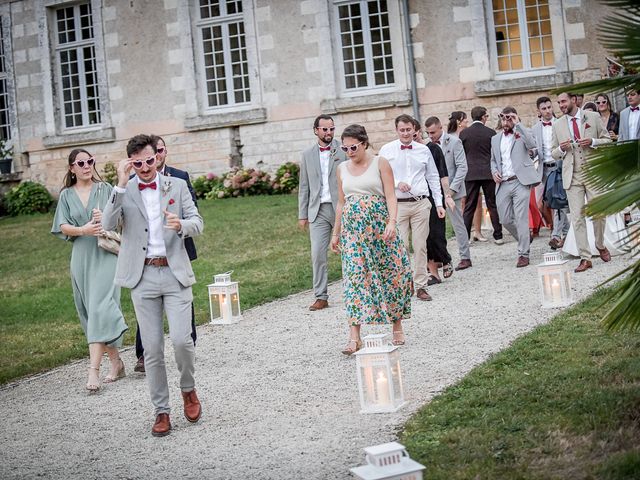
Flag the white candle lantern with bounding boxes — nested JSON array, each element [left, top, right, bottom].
[[355, 334, 406, 414], [350, 442, 425, 480], [207, 272, 242, 324], [537, 252, 573, 309]]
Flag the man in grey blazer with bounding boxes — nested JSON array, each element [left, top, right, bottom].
[[298, 115, 347, 311], [491, 107, 542, 267], [552, 92, 612, 272], [103, 134, 203, 437], [425, 116, 472, 270], [618, 88, 640, 141]]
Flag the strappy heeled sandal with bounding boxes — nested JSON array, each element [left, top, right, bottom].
[[341, 339, 363, 356], [104, 358, 126, 383], [392, 330, 406, 346], [442, 263, 454, 278], [86, 366, 101, 393]]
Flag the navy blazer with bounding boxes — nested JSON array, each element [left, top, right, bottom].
[[163, 166, 198, 261]]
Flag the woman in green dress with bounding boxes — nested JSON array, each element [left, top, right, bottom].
[[51, 149, 128, 392]]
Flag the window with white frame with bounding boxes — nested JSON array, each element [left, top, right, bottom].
[[491, 0, 554, 73], [0, 19, 10, 140], [196, 0, 251, 108], [53, 3, 101, 129], [336, 0, 394, 90]]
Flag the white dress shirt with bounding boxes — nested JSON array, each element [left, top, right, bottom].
[[540, 120, 554, 163], [629, 107, 640, 140], [114, 174, 166, 258], [378, 139, 442, 206], [499, 132, 516, 177], [318, 145, 332, 204]]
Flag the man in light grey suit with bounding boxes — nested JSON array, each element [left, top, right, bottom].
[[618, 88, 640, 141], [424, 116, 472, 270], [298, 115, 347, 311], [103, 134, 203, 437], [531, 96, 569, 249], [552, 92, 612, 273], [491, 107, 542, 267]]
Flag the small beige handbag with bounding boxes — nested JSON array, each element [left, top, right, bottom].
[[96, 182, 121, 255]]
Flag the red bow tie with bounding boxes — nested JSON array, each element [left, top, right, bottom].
[[632, 106, 639, 112], [139, 181, 157, 191], [319, 146, 330, 152], [400, 144, 413, 150], [542, 121, 552, 127], [503, 129, 514, 136]]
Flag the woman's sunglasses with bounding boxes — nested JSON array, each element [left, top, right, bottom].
[[340, 142, 363, 153], [73, 158, 95, 168], [131, 156, 157, 169]]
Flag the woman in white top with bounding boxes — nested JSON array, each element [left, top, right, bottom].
[[330, 124, 412, 355]]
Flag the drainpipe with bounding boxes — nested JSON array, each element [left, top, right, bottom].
[[401, 0, 420, 124]]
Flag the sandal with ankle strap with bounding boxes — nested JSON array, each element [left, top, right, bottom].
[[442, 263, 454, 279], [341, 339, 362, 356], [86, 366, 101, 393], [392, 331, 406, 346], [104, 358, 126, 383]]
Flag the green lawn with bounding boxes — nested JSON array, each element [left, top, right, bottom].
[[401, 290, 640, 479], [0, 194, 341, 384]]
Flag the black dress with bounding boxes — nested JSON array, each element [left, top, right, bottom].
[[605, 112, 619, 137], [426, 143, 452, 265]]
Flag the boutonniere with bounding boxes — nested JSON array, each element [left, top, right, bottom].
[[515, 133, 521, 139], [161, 180, 173, 195], [331, 147, 340, 161], [168, 198, 175, 205]]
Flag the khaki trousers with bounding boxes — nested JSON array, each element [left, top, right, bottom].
[[397, 198, 431, 290], [566, 177, 605, 260]]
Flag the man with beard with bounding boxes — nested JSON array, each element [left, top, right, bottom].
[[298, 115, 347, 310]]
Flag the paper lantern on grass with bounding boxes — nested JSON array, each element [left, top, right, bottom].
[[207, 272, 242, 324], [350, 442, 425, 480], [537, 252, 573, 309], [355, 334, 406, 414]]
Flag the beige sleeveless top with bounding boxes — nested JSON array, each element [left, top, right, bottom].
[[340, 156, 385, 198]]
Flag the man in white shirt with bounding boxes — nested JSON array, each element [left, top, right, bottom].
[[618, 88, 640, 141], [378, 114, 445, 301], [532, 96, 569, 249]]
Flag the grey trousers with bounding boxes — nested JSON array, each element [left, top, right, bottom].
[[131, 265, 195, 416], [448, 198, 471, 261], [496, 180, 531, 257], [309, 203, 335, 301]]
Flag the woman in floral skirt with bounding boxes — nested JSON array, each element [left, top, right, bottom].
[[330, 124, 412, 355]]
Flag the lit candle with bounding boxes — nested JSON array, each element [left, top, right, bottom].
[[550, 278, 561, 303], [376, 372, 390, 405]]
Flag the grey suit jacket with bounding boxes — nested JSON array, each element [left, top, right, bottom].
[[531, 120, 554, 163], [491, 123, 542, 191], [438, 132, 468, 199], [618, 106, 640, 141], [551, 110, 611, 188], [298, 139, 347, 222], [102, 173, 203, 289]]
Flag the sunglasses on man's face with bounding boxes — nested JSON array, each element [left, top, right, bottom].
[[340, 142, 363, 153], [131, 156, 156, 169], [156, 147, 166, 154], [73, 158, 95, 168], [317, 127, 336, 133]]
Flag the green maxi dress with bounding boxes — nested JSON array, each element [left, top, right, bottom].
[[51, 182, 128, 346]]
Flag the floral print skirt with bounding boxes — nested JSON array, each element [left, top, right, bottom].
[[340, 195, 412, 325]]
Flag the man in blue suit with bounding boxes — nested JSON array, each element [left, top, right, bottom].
[[134, 135, 199, 373]]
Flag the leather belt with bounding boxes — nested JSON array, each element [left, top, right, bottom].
[[503, 175, 518, 182], [144, 257, 169, 267], [543, 162, 557, 168], [397, 195, 427, 202]]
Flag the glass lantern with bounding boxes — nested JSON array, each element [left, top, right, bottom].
[[350, 442, 425, 480], [355, 334, 406, 414], [207, 272, 242, 324], [537, 252, 573, 309]]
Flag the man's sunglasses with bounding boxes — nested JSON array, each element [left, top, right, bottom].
[[131, 156, 157, 169], [156, 147, 166, 154], [317, 127, 336, 133], [340, 142, 363, 153], [73, 158, 95, 168]]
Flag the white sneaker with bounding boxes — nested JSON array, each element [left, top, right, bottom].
[[494, 238, 504, 245]]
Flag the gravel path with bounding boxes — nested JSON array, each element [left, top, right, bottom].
[[0, 235, 632, 479]]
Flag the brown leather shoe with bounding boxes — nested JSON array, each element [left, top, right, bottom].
[[574, 259, 593, 272], [516, 256, 529, 268], [548, 237, 564, 250], [151, 413, 171, 437], [309, 299, 329, 311], [596, 246, 611, 262], [134, 356, 145, 373], [454, 259, 472, 271], [416, 288, 432, 301], [182, 389, 202, 423]]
